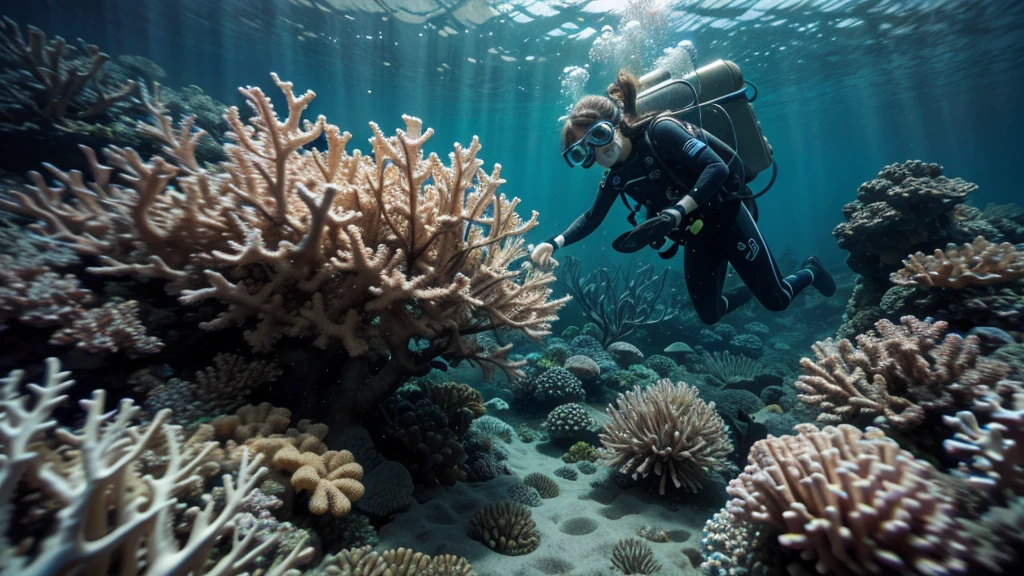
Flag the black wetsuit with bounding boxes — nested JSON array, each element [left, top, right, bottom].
[[549, 117, 814, 325]]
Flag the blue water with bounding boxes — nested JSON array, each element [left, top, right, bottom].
[[4, 0, 1022, 273]]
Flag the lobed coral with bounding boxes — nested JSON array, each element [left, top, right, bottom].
[[891, 236, 1024, 289], [610, 537, 662, 575], [726, 423, 969, 576], [599, 379, 733, 494], [523, 472, 560, 498]]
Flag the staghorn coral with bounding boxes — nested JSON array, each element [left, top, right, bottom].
[[522, 472, 560, 498], [891, 236, 1024, 289], [0, 358, 310, 575], [0, 72, 567, 427], [726, 423, 969, 576], [0, 17, 140, 122], [469, 502, 541, 556], [322, 545, 476, 575], [47, 297, 163, 355], [611, 537, 662, 575], [599, 379, 733, 495], [796, 315, 1011, 430]]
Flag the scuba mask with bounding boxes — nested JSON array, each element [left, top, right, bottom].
[[562, 106, 622, 168]]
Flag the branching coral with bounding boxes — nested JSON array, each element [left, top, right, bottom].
[[796, 315, 1011, 430], [0, 358, 309, 575], [48, 297, 164, 355], [891, 236, 1024, 289], [1, 72, 567, 425], [557, 255, 675, 346], [944, 380, 1024, 499], [0, 17, 140, 122], [726, 424, 969, 576], [599, 379, 733, 494]]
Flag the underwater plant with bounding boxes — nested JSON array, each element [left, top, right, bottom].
[[0, 73, 568, 427], [556, 255, 675, 346]]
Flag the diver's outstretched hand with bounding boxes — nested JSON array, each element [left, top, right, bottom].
[[531, 242, 558, 270]]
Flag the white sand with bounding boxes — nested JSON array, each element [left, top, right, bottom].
[[378, 435, 715, 576]]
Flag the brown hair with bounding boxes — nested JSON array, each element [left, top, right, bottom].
[[560, 69, 659, 151]]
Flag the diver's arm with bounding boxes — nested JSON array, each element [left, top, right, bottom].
[[651, 120, 729, 223], [545, 178, 618, 251]]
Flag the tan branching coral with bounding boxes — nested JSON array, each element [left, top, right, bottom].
[[726, 424, 969, 576], [0, 358, 309, 575], [1, 72, 568, 425], [599, 379, 733, 495], [796, 315, 1012, 430], [891, 236, 1024, 289], [0, 17, 139, 122]]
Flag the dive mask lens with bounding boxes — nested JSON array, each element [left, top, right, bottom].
[[562, 120, 615, 168]]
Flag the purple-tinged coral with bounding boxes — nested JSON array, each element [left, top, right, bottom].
[[796, 315, 1011, 430], [48, 297, 163, 355], [726, 423, 969, 576]]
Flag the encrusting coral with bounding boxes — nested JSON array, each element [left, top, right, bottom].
[[0, 72, 568, 426], [891, 236, 1024, 289], [796, 315, 1011, 430], [599, 379, 733, 495], [0, 358, 310, 575], [725, 423, 970, 576]]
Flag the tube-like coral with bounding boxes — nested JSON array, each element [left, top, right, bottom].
[[599, 379, 733, 494], [726, 424, 968, 576]]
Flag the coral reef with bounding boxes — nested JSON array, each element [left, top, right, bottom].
[[725, 423, 969, 576], [468, 502, 541, 556], [599, 379, 733, 494], [1, 72, 567, 427], [561, 441, 598, 464], [532, 366, 586, 407], [796, 315, 1010, 431], [0, 358, 310, 575], [553, 465, 578, 481], [891, 236, 1024, 289], [557, 255, 675, 346]]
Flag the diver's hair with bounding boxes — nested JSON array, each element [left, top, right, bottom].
[[561, 69, 659, 150]]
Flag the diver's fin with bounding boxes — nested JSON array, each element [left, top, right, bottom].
[[802, 256, 836, 297]]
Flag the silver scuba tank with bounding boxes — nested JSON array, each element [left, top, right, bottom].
[[636, 60, 774, 176]]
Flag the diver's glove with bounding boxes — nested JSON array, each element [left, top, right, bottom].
[[612, 208, 683, 253]]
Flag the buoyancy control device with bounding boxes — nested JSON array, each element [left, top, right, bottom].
[[611, 60, 777, 257]]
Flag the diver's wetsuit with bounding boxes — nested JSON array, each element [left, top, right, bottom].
[[549, 117, 815, 325]]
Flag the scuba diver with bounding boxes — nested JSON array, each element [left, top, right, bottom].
[[530, 69, 836, 325]]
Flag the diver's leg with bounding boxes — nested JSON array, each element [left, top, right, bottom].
[[684, 242, 752, 324], [721, 204, 822, 312]]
